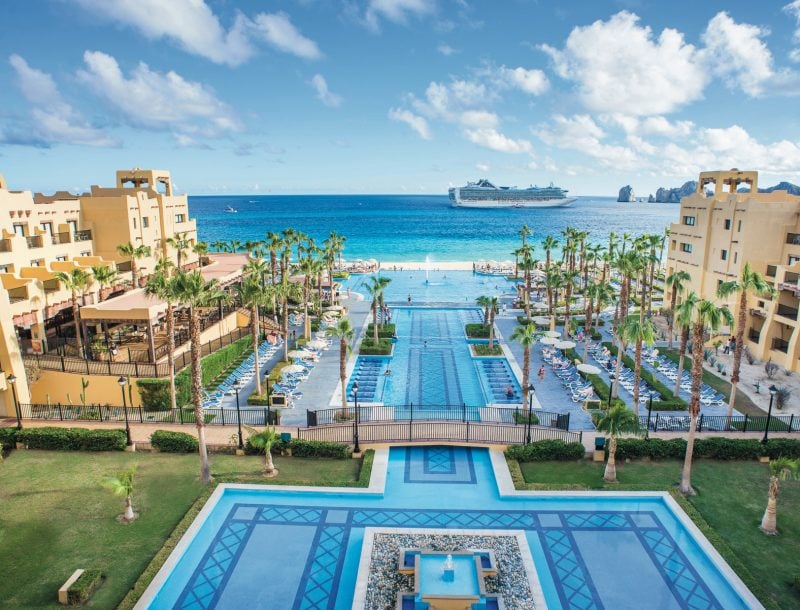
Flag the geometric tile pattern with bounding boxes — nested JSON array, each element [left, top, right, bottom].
[[424, 446, 456, 474], [540, 529, 600, 610], [563, 512, 629, 529], [404, 446, 477, 484], [293, 526, 349, 610]]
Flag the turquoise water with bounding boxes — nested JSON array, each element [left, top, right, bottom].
[[142, 447, 757, 610], [190, 195, 675, 261], [418, 554, 479, 596]]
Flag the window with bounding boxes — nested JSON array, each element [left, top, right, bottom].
[[671, 239, 676, 250], [12, 224, 26, 236], [132, 217, 137, 229], [40, 222, 53, 235], [80, 251, 90, 257], [174, 213, 186, 223], [67, 220, 78, 234], [680, 242, 692, 253], [683, 216, 695, 226], [724, 219, 731, 230], [55, 256, 67, 262], [738, 220, 742, 232], [790, 255, 800, 266], [30, 260, 41, 267], [734, 252, 738, 263], [0, 265, 8, 274], [142, 216, 149, 228], [721, 249, 728, 261]]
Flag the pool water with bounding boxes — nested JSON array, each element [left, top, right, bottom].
[[418, 554, 479, 597], [348, 308, 520, 406], [138, 446, 761, 610]]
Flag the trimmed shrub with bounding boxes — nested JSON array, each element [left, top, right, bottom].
[[512, 411, 540, 425], [465, 323, 490, 338], [357, 449, 375, 487], [0, 427, 18, 447], [151, 430, 198, 453], [136, 379, 171, 412], [472, 343, 503, 356], [16, 427, 126, 451], [66, 569, 104, 606], [366, 323, 396, 339], [506, 439, 586, 462], [695, 437, 761, 460], [245, 438, 350, 459], [613, 438, 687, 460], [359, 338, 393, 355], [613, 437, 778, 461], [174, 336, 254, 405], [760, 438, 800, 459]]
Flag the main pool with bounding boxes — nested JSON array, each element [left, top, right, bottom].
[[136, 447, 762, 610]]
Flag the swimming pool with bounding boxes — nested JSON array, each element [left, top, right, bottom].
[[137, 446, 762, 610], [348, 307, 520, 406]]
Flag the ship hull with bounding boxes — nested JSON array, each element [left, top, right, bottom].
[[450, 197, 576, 208]]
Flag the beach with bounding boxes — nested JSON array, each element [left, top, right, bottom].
[[378, 260, 477, 271]]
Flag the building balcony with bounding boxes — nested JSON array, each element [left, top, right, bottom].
[[73, 229, 92, 242], [26, 235, 44, 249], [748, 328, 761, 342], [749, 307, 767, 318], [51, 232, 71, 245], [771, 338, 790, 353], [779, 282, 800, 297], [0, 239, 10, 253], [776, 304, 799, 321], [787, 233, 800, 245]]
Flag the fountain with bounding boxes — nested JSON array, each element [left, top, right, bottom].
[[442, 554, 455, 582], [425, 254, 431, 284]]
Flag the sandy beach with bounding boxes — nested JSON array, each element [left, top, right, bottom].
[[379, 261, 483, 271]]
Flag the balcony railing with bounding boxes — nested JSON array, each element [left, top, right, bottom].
[[777, 304, 799, 321], [779, 282, 800, 297], [73, 230, 92, 242], [749, 308, 767, 318], [25, 235, 43, 249], [786, 271, 800, 283], [51, 232, 71, 245], [772, 338, 790, 353], [0, 239, 10, 253], [748, 328, 761, 342], [787, 233, 800, 245]]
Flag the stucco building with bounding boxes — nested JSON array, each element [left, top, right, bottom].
[[665, 169, 800, 372]]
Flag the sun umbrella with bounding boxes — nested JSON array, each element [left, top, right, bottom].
[[282, 364, 305, 375], [577, 363, 601, 375], [324, 305, 344, 311], [287, 349, 311, 358], [540, 337, 559, 345], [307, 339, 327, 349], [556, 340, 577, 350], [532, 316, 550, 326], [543, 330, 561, 338]]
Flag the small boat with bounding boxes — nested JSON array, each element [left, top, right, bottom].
[[225, 205, 237, 213]]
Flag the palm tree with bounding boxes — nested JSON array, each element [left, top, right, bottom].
[[246, 426, 280, 476], [619, 314, 656, 414], [145, 264, 179, 410], [679, 296, 733, 495], [519, 223, 532, 248], [759, 457, 800, 535], [542, 235, 559, 275], [610, 251, 639, 398], [91, 264, 119, 302], [54, 268, 92, 358], [717, 263, 775, 419], [544, 267, 563, 332], [237, 277, 269, 397], [116, 242, 151, 288], [673, 292, 697, 398], [518, 247, 536, 318], [171, 270, 230, 484], [327, 318, 354, 410], [583, 281, 614, 362], [645, 233, 662, 317], [510, 323, 537, 410], [665, 270, 692, 348], [596, 405, 642, 482], [274, 276, 303, 361], [105, 465, 137, 522], [166, 232, 192, 270], [560, 268, 580, 340], [365, 276, 387, 344], [265, 231, 283, 284], [193, 241, 209, 266], [484, 296, 499, 349], [476, 295, 491, 325], [299, 257, 317, 340]]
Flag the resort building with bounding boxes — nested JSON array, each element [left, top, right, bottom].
[[0, 168, 210, 417], [665, 169, 800, 371]]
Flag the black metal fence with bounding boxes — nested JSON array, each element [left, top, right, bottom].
[[307, 405, 571, 430], [18, 402, 279, 426], [296, 421, 582, 445], [639, 412, 800, 433]]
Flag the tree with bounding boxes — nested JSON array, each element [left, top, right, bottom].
[[610, 251, 640, 398], [679, 296, 733, 495], [510, 323, 537, 410], [759, 457, 800, 535], [91, 265, 119, 302], [237, 277, 269, 397], [105, 465, 137, 522], [596, 405, 642, 482], [583, 281, 614, 362], [327, 318, 354, 410], [476, 295, 491, 325], [274, 276, 303, 361], [166, 232, 192, 270], [544, 267, 563, 332], [246, 426, 280, 476], [145, 264, 178, 410], [365, 276, 389, 344], [619, 315, 656, 414], [717, 263, 775, 419], [193, 241, 209, 265], [487, 296, 499, 349], [265, 231, 283, 284], [172, 270, 230, 484], [560, 268, 580, 340], [54, 268, 92, 358], [518, 247, 536, 319], [665, 270, 692, 348], [673, 292, 697, 398], [116, 242, 151, 288]]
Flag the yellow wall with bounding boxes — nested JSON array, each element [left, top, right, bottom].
[[29, 370, 143, 407]]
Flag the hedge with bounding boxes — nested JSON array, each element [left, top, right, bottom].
[[67, 569, 103, 605], [136, 379, 172, 412], [609, 437, 796, 461], [245, 438, 351, 459], [359, 338, 393, 355], [357, 449, 375, 487], [506, 439, 586, 462], [465, 323, 490, 338], [366, 323, 396, 339], [472, 344, 503, 356], [0, 427, 18, 447], [16, 427, 126, 451], [151, 430, 198, 453]]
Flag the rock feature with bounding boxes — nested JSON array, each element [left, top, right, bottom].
[[617, 185, 635, 202], [647, 194, 656, 203], [653, 181, 698, 203]]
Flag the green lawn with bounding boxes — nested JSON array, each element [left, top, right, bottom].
[[0, 450, 364, 609], [516, 459, 800, 609]]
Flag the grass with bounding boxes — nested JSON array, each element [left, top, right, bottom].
[[661, 348, 762, 416], [515, 459, 800, 609], [0, 450, 366, 609]]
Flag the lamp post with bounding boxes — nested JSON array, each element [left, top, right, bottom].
[[762, 385, 779, 444], [233, 379, 244, 450], [645, 395, 653, 441], [353, 380, 360, 454], [526, 383, 535, 445], [118, 376, 131, 446], [7, 374, 22, 430]]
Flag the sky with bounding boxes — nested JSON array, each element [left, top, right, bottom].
[[2, 0, 800, 196]]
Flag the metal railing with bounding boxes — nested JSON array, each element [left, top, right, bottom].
[[26, 235, 43, 248], [638, 413, 799, 433], [306, 405, 571, 430], [74, 229, 92, 242], [51, 232, 71, 245], [296, 421, 582, 445]]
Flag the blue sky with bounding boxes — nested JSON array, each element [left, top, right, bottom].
[[2, 0, 800, 195]]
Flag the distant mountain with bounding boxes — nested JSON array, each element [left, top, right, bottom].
[[649, 181, 698, 203], [617, 185, 635, 202], [757, 181, 800, 195]]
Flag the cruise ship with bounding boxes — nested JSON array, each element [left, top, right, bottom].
[[449, 179, 576, 208]]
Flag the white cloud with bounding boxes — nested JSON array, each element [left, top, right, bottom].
[[388, 108, 431, 139], [604, 114, 695, 139], [76, 51, 239, 138], [310, 74, 343, 107], [534, 114, 641, 169], [460, 110, 499, 129], [364, 0, 435, 31], [476, 162, 490, 172], [498, 66, 549, 95], [464, 128, 532, 154], [3, 54, 116, 147], [251, 12, 322, 60], [786, 1, 800, 59], [541, 11, 706, 116], [437, 43, 458, 56]]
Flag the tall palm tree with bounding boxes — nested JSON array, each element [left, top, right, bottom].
[[91, 264, 119, 302], [596, 405, 642, 482], [583, 281, 614, 362], [610, 251, 639, 398], [299, 257, 317, 340], [327, 318, 354, 410], [560, 268, 580, 340], [510, 323, 537, 410], [192, 241, 209, 266], [679, 296, 733, 495], [645, 233, 662, 317], [673, 292, 697, 398], [544, 267, 563, 332], [327, 231, 346, 273], [145, 263, 179, 410], [518, 246, 536, 319], [365, 276, 389, 344], [542, 235, 559, 273], [166, 232, 192, 270], [665, 270, 692, 348], [265, 231, 283, 284], [476, 295, 491, 325], [717, 263, 775, 419], [658, 227, 670, 272], [104, 465, 137, 522], [487, 296, 499, 349], [54, 268, 92, 358], [210, 240, 226, 253], [619, 314, 656, 414], [237, 277, 269, 397], [274, 276, 302, 361], [246, 426, 279, 476], [116, 242, 151, 288], [759, 457, 800, 535], [519, 223, 532, 248], [171, 270, 230, 484]]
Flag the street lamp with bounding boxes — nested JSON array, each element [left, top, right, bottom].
[[526, 383, 535, 445], [233, 379, 244, 450], [762, 385, 779, 444], [118, 376, 131, 446], [7, 374, 22, 430], [645, 395, 653, 441], [353, 380, 360, 454]]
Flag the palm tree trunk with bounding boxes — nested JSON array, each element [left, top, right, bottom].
[[489, 310, 495, 349], [633, 337, 643, 416], [270, 251, 277, 284], [563, 283, 572, 340], [583, 300, 594, 363], [131, 260, 138, 290], [760, 478, 779, 534], [340, 337, 347, 411], [282, 298, 290, 361], [680, 322, 705, 496], [167, 303, 177, 411], [264, 445, 276, 474], [668, 289, 678, 348], [252, 303, 261, 397], [71, 294, 84, 357], [728, 290, 747, 419], [124, 495, 135, 521], [604, 436, 617, 482], [373, 300, 379, 344], [525, 271, 532, 319], [522, 346, 530, 411], [675, 326, 689, 397], [190, 307, 212, 484]]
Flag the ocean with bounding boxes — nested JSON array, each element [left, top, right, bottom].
[[189, 195, 677, 262]]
